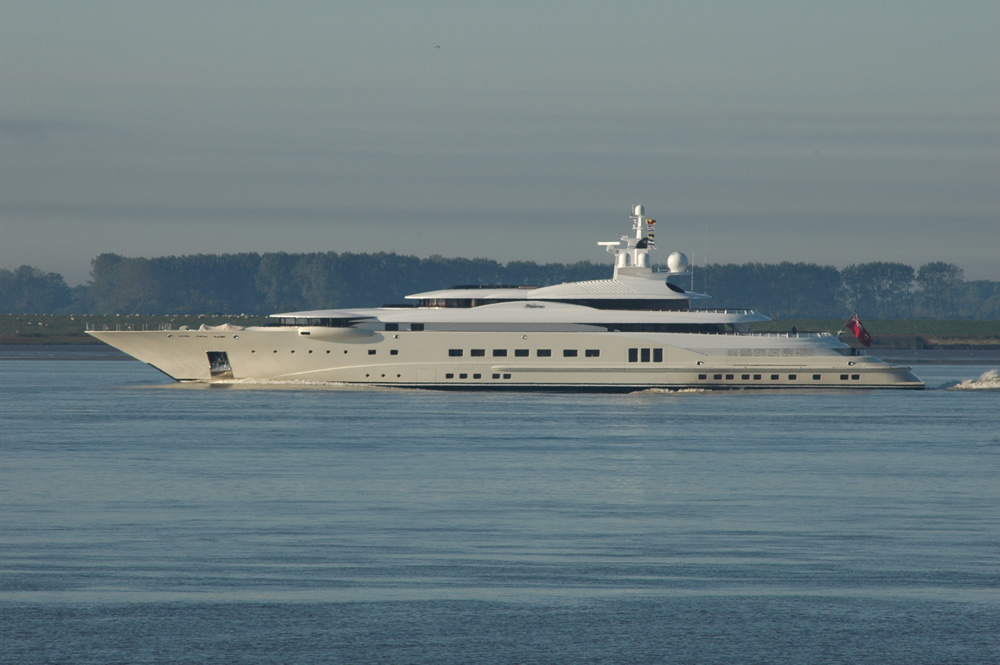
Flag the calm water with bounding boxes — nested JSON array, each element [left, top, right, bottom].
[[1, 348, 998, 664]]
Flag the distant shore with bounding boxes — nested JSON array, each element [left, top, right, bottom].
[[2, 314, 999, 350]]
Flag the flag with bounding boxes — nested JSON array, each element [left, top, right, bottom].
[[646, 219, 656, 226], [845, 312, 872, 347]]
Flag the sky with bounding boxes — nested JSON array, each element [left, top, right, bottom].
[[2, 1, 998, 286]]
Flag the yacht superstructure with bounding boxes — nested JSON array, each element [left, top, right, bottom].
[[87, 205, 924, 390]]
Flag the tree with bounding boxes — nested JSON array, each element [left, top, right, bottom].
[[915, 262, 965, 318], [0, 265, 72, 313], [841, 262, 915, 318]]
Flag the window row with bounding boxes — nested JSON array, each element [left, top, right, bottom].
[[628, 347, 664, 363], [444, 372, 513, 380], [251, 349, 399, 356], [448, 348, 601, 358], [697, 373, 862, 381]]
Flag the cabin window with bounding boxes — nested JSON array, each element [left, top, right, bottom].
[[515, 349, 529, 357], [385, 323, 399, 331], [503, 373, 511, 379], [459, 373, 467, 379], [698, 374, 707, 380], [390, 349, 399, 356], [742, 374, 750, 380], [640, 348, 650, 363], [852, 374, 860, 380], [410, 323, 424, 331], [813, 374, 822, 380], [537, 349, 552, 357], [725, 374, 734, 380], [445, 373, 454, 379], [771, 374, 779, 380], [788, 374, 797, 380], [563, 349, 578, 357], [628, 348, 639, 362], [714, 374, 723, 380], [448, 349, 463, 357], [753, 374, 761, 380], [585, 349, 600, 357], [653, 348, 663, 362], [368, 349, 376, 355], [492, 373, 500, 379], [471, 349, 485, 357], [493, 349, 507, 357], [473, 373, 481, 379]]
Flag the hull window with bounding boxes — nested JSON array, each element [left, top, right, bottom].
[[207, 351, 233, 379]]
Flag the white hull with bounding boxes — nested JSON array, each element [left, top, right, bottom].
[[87, 204, 923, 391], [88, 327, 923, 390]]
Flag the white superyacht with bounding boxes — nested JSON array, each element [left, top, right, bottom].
[[88, 205, 923, 390]]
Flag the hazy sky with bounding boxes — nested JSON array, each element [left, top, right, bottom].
[[2, 1, 998, 286]]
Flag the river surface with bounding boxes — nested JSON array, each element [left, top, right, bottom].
[[1, 347, 997, 664]]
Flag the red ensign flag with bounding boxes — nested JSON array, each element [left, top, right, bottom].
[[846, 312, 873, 347]]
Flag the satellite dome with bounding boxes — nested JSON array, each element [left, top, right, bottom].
[[634, 204, 644, 216], [667, 251, 689, 273]]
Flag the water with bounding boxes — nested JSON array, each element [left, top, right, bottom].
[[1, 349, 998, 664]]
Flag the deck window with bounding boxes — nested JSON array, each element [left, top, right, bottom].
[[537, 349, 552, 357], [563, 349, 578, 357], [585, 349, 600, 357], [471, 349, 485, 357], [515, 349, 529, 357], [385, 323, 399, 331], [493, 349, 507, 357], [448, 349, 463, 357], [410, 323, 424, 331], [628, 348, 639, 362], [653, 348, 663, 362]]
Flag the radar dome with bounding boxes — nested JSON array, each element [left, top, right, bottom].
[[667, 251, 689, 273], [634, 204, 644, 216]]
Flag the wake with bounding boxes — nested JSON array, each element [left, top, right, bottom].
[[947, 368, 1000, 390]]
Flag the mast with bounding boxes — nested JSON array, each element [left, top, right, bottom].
[[598, 204, 658, 279]]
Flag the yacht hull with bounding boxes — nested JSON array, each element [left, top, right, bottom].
[[87, 328, 924, 390]]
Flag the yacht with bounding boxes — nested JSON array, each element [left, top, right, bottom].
[[87, 205, 924, 390]]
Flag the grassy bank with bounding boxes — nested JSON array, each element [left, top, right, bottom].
[[0, 314, 269, 344], [751, 319, 1000, 349], [2, 314, 999, 349]]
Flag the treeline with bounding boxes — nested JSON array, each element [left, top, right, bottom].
[[3, 253, 1000, 319]]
